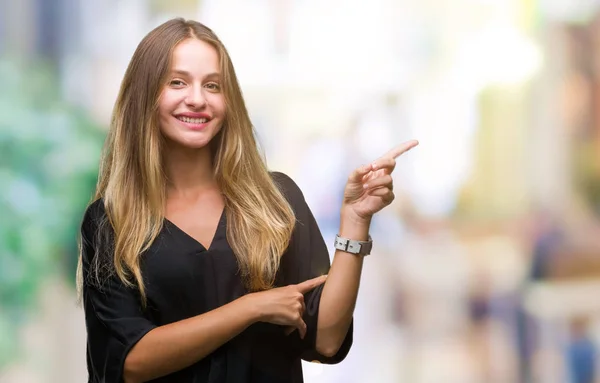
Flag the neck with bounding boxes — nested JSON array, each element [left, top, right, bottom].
[[164, 142, 217, 198]]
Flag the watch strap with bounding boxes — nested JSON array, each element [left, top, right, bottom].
[[334, 234, 372, 256]]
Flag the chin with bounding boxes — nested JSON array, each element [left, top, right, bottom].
[[180, 137, 213, 149], [162, 123, 222, 151], [187, 142, 212, 150]]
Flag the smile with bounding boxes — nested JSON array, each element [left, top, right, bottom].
[[177, 116, 209, 124]]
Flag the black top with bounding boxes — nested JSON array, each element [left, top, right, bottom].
[[81, 172, 353, 383]]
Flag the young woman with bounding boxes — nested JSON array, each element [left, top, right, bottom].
[[77, 18, 418, 383]]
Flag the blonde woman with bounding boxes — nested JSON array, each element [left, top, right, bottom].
[[77, 18, 418, 383]]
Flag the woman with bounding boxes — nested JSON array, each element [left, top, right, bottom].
[[77, 18, 418, 383]]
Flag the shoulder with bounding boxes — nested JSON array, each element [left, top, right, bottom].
[[270, 171, 305, 204], [81, 199, 107, 240], [80, 198, 113, 266]]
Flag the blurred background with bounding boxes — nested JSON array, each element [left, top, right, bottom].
[[2, 0, 600, 382]]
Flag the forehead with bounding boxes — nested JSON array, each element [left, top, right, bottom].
[[170, 38, 220, 73]]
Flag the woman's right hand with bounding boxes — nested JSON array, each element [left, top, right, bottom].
[[249, 275, 327, 339]]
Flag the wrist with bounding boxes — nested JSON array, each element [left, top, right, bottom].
[[340, 206, 372, 226], [339, 206, 371, 241], [239, 293, 263, 324]]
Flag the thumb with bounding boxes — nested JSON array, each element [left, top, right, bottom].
[[295, 275, 327, 294]]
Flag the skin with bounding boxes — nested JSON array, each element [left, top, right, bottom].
[[121, 36, 419, 383], [315, 140, 419, 356]]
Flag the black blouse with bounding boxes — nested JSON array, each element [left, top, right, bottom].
[[81, 172, 353, 383]]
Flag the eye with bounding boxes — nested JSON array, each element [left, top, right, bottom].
[[205, 82, 221, 91], [169, 79, 186, 87]]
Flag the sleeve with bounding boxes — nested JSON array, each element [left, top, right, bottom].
[[272, 172, 353, 364], [80, 201, 157, 382]]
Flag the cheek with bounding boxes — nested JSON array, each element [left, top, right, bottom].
[[158, 101, 169, 119], [158, 97, 176, 134], [209, 94, 226, 116], [218, 100, 227, 118], [158, 91, 178, 114]]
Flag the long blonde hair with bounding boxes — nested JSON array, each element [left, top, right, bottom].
[[76, 18, 296, 304]]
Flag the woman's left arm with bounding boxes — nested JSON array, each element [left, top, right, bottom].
[[315, 140, 418, 357]]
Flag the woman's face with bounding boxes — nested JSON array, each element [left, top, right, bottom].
[[158, 38, 226, 150]]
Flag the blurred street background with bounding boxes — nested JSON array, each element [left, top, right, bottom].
[[2, 0, 600, 382]]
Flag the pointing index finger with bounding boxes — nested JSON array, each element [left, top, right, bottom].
[[382, 140, 419, 160], [295, 275, 327, 294]]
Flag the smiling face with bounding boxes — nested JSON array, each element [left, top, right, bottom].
[[158, 38, 226, 151]]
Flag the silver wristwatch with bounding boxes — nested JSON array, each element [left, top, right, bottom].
[[334, 234, 373, 256]]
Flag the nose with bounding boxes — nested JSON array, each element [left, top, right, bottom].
[[184, 84, 206, 108]]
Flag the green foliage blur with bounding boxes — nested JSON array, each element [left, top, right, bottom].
[[0, 57, 104, 367]]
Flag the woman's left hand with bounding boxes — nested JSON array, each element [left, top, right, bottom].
[[342, 140, 419, 222]]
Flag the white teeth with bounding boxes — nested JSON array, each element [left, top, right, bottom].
[[178, 116, 208, 124]]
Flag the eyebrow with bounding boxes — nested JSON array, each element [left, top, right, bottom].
[[170, 69, 221, 79]]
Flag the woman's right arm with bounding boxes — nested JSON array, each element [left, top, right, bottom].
[[123, 276, 327, 383], [123, 294, 255, 383]]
